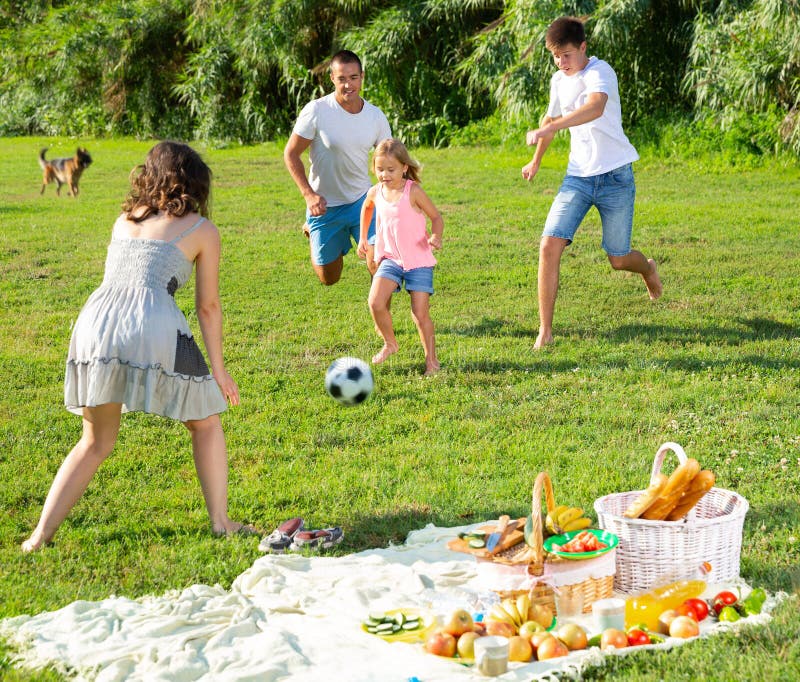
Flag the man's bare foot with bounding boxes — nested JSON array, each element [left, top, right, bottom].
[[644, 258, 663, 300], [372, 344, 398, 364], [424, 361, 441, 376], [534, 332, 554, 349]]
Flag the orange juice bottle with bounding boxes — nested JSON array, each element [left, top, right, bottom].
[[624, 562, 712, 631]]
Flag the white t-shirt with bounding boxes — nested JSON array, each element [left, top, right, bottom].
[[293, 93, 392, 207], [546, 56, 639, 177]]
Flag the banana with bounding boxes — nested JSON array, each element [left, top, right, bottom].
[[488, 604, 515, 626], [556, 507, 584, 529], [516, 594, 531, 624], [546, 505, 568, 534], [501, 598, 522, 627], [562, 516, 592, 532]]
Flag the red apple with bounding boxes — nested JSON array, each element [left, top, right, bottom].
[[443, 609, 474, 637], [536, 635, 569, 660], [669, 615, 700, 639], [425, 630, 457, 657], [485, 619, 516, 638], [556, 623, 588, 651], [600, 628, 628, 650]]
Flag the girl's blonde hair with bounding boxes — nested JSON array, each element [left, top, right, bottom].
[[373, 138, 422, 183]]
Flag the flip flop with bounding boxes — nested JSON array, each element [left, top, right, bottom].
[[289, 527, 344, 551], [259, 517, 305, 553]]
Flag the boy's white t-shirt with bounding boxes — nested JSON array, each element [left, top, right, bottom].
[[293, 93, 391, 207], [546, 56, 639, 177]]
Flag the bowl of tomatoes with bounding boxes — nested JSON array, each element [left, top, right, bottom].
[[544, 528, 619, 560]]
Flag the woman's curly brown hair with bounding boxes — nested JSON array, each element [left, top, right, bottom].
[[123, 141, 211, 222]]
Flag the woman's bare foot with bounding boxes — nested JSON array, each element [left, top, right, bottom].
[[644, 259, 663, 300], [534, 331, 554, 349], [21, 533, 50, 553], [424, 361, 441, 376], [372, 344, 398, 364], [212, 521, 258, 537]]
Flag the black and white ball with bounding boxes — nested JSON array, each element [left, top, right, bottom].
[[325, 357, 374, 405]]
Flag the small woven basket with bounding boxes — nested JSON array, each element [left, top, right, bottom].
[[490, 472, 614, 614], [594, 442, 749, 595]]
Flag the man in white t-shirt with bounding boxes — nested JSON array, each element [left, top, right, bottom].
[[284, 50, 392, 285], [521, 17, 662, 348]]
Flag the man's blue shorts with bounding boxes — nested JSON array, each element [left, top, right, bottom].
[[375, 259, 435, 295], [542, 163, 635, 257], [307, 193, 376, 266]]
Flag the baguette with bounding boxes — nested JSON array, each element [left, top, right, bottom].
[[623, 473, 668, 518], [665, 470, 716, 520], [641, 457, 701, 520]]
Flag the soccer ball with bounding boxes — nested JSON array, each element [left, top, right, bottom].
[[325, 357, 374, 405]]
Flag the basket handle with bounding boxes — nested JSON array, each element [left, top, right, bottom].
[[649, 442, 698, 522], [529, 472, 555, 575], [649, 442, 687, 484]]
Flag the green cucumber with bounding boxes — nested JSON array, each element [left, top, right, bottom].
[[468, 538, 485, 548], [403, 620, 420, 630]]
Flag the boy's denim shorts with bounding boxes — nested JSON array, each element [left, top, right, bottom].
[[307, 192, 376, 265], [542, 163, 635, 256], [374, 259, 434, 295]]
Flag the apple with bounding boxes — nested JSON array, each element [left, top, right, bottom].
[[657, 608, 680, 635], [443, 609, 474, 637], [527, 603, 554, 629], [518, 620, 545, 640], [536, 635, 569, 660], [456, 631, 480, 659], [425, 630, 457, 657], [530, 630, 554, 650], [556, 623, 588, 651], [600, 628, 628, 650], [669, 615, 700, 639], [472, 621, 487, 636], [486, 619, 516, 638], [508, 635, 534, 662]]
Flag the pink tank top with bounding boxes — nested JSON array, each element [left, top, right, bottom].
[[373, 179, 437, 270]]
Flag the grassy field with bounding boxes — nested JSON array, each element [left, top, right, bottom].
[[1, 137, 799, 680]]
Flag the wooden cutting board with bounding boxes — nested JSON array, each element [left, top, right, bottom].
[[446, 518, 526, 558]]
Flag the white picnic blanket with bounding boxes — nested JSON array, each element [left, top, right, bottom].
[[0, 524, 787, 681]]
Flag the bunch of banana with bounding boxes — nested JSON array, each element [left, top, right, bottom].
[[545, 505, 592, 535], [487, 594, 533, 633]]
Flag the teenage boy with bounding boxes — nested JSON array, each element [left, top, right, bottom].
[[284, 50, 392, 286], [522, 16, 662, 348]]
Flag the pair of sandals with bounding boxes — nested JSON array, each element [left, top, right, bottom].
[[258, 517, 344, 553]]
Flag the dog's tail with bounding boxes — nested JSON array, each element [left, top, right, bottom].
[[38, 148, 49, 169]]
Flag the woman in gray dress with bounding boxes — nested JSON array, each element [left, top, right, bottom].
[[23, 141, 252, 552]]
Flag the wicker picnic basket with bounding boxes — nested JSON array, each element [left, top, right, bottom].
[[490, 471, 615, 614], [594, 442, 749, 595]]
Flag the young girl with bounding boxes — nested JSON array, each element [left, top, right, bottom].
[[22, 141, 252, 552], [357, 139, 444, 375]]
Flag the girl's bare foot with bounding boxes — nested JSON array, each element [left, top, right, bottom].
[[372, 344, 398, 364], [424, 361, 441, 376], [534, 332, 554, 349], [644, 259, 663, 300]]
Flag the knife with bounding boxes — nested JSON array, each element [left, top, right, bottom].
[[485, 514, 510, 553]]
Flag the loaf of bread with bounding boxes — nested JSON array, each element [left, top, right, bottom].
[[665, 470, 716, 520], [641, 458, 701, 520], [623, 473, 668, 518]]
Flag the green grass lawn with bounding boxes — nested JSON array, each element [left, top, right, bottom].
[[1, 137, 799, 680]]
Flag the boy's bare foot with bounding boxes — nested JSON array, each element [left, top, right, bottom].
[[424, 361, 441, 377], [372, 344, 398, 364], [534, 332, 554, 349], [644, 258, 662, 300]]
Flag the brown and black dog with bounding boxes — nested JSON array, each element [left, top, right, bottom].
[[39, 147, 93, 196]]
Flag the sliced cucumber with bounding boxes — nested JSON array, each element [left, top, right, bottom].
[[393, 612, 406, 626], [468, 538, 485, 548], [391, 623, 401, 632], [402, 620, 420, 630], [369, 611, 387, 622], [366, 625, 379, 633], [375, 622, 394, 633]]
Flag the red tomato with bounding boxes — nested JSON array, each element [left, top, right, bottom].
[[627, 629, 651, 646], [712, 591, 738, 615], [676, 602, 700, 621], [684, 598, 710, 622]]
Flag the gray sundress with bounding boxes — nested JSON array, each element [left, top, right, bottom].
[[64, 217, 227, 421]]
